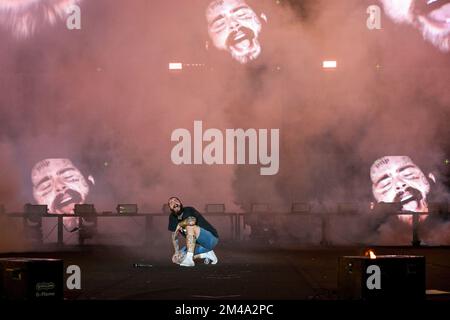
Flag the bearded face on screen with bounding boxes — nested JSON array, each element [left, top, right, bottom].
[[370, 156, 433, 224], [206, 0, 263, 64], [31, 158, 91, 230], [380, 0, 450, 52], [0, 0, 81, 38]]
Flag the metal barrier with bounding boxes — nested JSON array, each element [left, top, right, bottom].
[[6, 210, 439, 247], [7, 212, 239, 246]]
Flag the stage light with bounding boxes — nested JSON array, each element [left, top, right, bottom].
[[74, 204, 97, 224], [322, 60, 337, 69], [24, 204, 48, 215], [116, 204, 138, 214], [205, 204, 225, 213], [291, 202, 310, 214], [251, 203, 270, 213], [74, 204, 96, 215], [169, 63, 183, 70]]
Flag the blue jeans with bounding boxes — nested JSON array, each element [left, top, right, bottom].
[[181, 227, 219, 255]]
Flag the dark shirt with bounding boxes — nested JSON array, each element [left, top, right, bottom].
[[168, 206, 219, 238]]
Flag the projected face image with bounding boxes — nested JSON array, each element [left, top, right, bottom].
[[370, 156, 431, 223], [206, 0, 263, 64], [0, 0, 80, 38], [380, 0, 450, 52], [31, 158, 90, 215]]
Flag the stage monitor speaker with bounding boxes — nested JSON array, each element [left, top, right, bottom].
[[338, 255, 425, 300], [250, 203, 270, 213], [0, 258, 63, 300]]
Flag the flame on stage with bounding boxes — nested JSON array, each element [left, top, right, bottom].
[[365, 249, 377, 259]]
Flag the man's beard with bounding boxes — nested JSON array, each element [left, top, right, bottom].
[[418, 18, 450, 52], [226, 26, 261, 63], [51, 188, 83, 214], [170, 203, 183, 216]]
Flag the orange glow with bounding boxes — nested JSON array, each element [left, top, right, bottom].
[[365, 249, 377, 259]]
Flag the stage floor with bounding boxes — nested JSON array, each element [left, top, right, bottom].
[[1, 243, 450, 300]]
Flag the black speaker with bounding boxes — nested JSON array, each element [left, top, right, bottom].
[[0, 258, 64, 300], [338, 255, 425, 300]]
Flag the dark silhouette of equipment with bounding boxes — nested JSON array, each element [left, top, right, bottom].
[[0, 258, 63, 300], [338, 255, 425, 300], [369, 202, 402, 231], [244, 203, 277, 244], [23, 204, 47, 244], [74, 204, 97, 245]]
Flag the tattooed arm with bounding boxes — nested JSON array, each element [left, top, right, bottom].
[[172, 224, 181, 252]]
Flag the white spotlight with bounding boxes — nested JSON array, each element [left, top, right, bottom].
[[322, 60, 337, 69], [168, 63, 183, 70]]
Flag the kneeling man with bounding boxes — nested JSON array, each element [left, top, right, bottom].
[[168, 197, 219, 267]]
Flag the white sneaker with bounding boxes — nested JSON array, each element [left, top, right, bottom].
[[180, 254, 195, 267], [204, 250, 218, 265]]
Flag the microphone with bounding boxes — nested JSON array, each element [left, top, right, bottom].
[[396, 187, 423, 206], [133, 263, 153, 268]]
